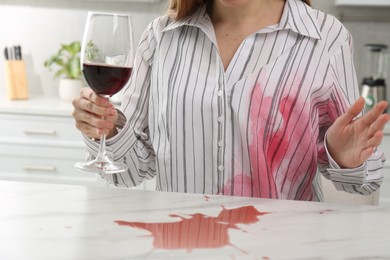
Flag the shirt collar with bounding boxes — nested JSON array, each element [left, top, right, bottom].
[[162, 5, 211, 33], [162, 5, 217, 45], [162, 0, 322, 40], [280, 0, 322, 40]]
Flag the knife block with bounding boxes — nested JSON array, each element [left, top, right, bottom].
[[4, 60, 29, 100]]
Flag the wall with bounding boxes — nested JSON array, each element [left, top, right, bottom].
[[0, 0, 166, 97], [312, 0, 390, 102], [0, 0, 389, 101]]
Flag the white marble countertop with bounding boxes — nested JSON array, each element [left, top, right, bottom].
[[0, 180, 389, 260], [0, 95, 73, 117], [0, 95, 121, 117]]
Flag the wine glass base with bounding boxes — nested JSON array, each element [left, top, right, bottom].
[[75, 160, 127, 174]]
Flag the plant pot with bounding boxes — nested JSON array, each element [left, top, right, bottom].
[[58, 78, 84, 101]]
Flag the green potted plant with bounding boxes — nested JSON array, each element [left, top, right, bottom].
[[44, 41, 85, 101]]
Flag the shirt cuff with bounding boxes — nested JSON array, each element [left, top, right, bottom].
[[324, 131, 366, 173]]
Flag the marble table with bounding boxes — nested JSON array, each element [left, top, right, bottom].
[[0, 180, 389, 260]]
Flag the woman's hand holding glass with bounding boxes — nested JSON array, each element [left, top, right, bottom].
[[72, 87, 118, 140]]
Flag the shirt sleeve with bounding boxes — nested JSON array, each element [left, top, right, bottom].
[[83, 20, 158, 188], [322, 31, 385, 195]]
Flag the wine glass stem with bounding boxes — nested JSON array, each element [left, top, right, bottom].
[[96, 96, 111, 163], [96, 132, 108, 162]]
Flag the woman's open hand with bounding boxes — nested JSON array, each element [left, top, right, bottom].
[[72, 87, 118, 139], [327, 97, 390, 168]]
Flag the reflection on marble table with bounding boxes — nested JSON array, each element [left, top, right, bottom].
[[0, 180, 389, 260]]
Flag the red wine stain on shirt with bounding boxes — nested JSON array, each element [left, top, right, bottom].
[[114, 205, 269, 252], [246, 79, 320, 200]]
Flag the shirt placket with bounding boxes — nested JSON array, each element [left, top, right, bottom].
[[216, 61, 226, 194]]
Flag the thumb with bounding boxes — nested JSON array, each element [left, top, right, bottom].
[[333, 97, 365, 129]]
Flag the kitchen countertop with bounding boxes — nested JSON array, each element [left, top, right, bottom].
[[0, 95, 73, 117], [0, 180, 389, 259], [0, 95, 121, 117]]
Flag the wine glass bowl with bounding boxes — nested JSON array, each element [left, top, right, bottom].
[[75, 12, 133, 174]]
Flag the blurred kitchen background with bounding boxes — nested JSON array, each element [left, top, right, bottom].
[[0, 0, 389, 101]]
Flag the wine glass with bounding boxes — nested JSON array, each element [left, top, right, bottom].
[[75, 12, 134, 174]]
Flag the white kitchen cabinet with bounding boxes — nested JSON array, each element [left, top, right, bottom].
[[335, 0, 390, 6], [0, 95, 155, 190], [0, 96, 106, 186]]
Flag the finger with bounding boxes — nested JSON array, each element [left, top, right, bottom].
[[359, 130, 384, 163], [91, 93, 113, 108], [362, 100, 388, 126], [366, 131, 385, 148], [74, 111, 116, 139], [368, 113, 390, 136], [76, 88, 116, 116], [360, 147, 374, 164], [80, 87, 113, 108], [74, 120, 101, 139], [79, 87, 93, 100], [77, 97, 116, 118], [333, 97, 365, 129], [76, 109, 115, 130]]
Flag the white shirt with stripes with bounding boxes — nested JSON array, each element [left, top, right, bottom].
[[85, 0, 385, 201]]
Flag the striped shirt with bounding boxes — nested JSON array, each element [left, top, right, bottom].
[[85, 0, 385, 201]]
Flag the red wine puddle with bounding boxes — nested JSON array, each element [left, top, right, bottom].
[[115, 205, 269, 253]]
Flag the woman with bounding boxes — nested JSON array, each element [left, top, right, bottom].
[[72, 0, 389, 201]]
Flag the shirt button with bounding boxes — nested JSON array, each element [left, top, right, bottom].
[[218, 165, 224, 171], [217, 90, 223, 96], [218, 140, 223, 147], [217, 116, 223, 123]]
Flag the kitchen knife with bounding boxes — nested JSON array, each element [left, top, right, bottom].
[[9, 46, 14, 60], [4, 47, 9, 60], [14, 45, 22, 60]]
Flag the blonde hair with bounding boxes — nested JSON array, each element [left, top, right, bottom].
[[167, 0, 312, 20]]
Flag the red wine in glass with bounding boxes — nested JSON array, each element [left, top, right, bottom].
[[82, 63, 133, 96]]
